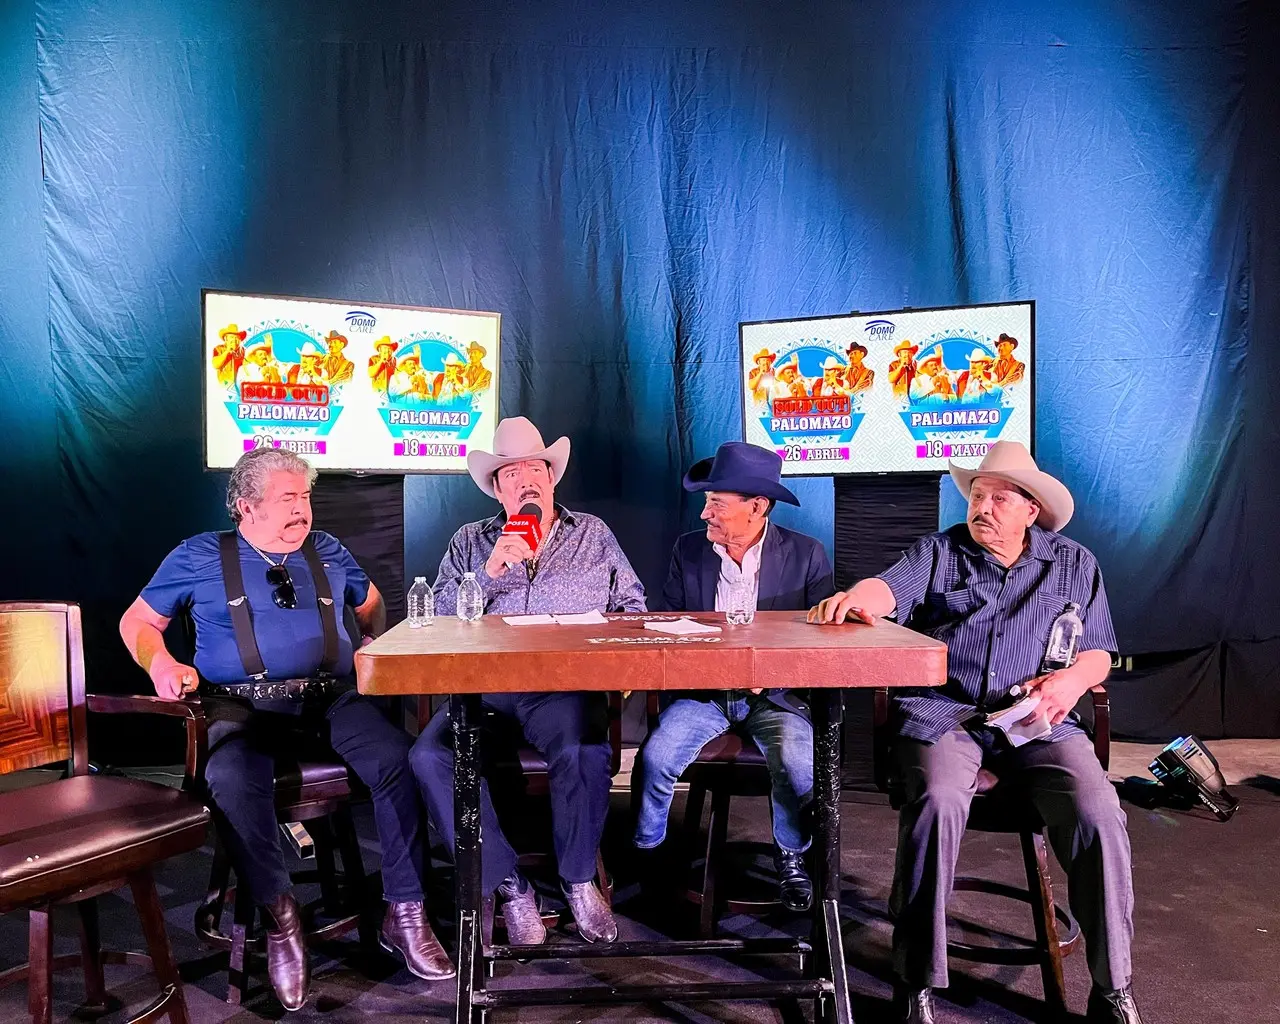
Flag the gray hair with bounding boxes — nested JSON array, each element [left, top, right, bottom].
[[226, 447, 317, 523]]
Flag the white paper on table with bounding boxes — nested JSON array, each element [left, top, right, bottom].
[[984, 695, 1053, 747], [502, 614, 556, 625], [643, 617, 723, 636], [552, 610, 609, 625]]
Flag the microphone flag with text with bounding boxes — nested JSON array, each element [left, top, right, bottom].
[[501, 503, 544, 557]]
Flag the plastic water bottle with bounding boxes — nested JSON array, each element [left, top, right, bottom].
[[457, 572, 484, 622], [407, 576, 434, 628], [1042, 601, 1083, 671]]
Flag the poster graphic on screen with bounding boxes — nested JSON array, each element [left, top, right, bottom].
[[203, 291, 500, 473], [739, 301, 1033, 475]]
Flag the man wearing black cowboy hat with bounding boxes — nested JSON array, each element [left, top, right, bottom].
[[632, 442, 834, 910]]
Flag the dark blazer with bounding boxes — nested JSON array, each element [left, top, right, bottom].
[[659, 522, 835, 716]]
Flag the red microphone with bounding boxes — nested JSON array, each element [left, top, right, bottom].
[[501, 502, 544, 559]]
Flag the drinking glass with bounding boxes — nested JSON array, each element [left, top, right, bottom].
[[725, 578, 756, 625]]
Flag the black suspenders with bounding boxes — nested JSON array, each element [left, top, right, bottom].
[[218, 531, 341, 680]]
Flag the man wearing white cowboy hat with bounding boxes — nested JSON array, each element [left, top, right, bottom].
[[410, 416, 645, 948], [633, 442, 834, 912], [956, 348, 998, 402], [810, 442, 1143, 1024], [432, 351, 469, 403], [388, 350, 426, 401], [238, 337, 282, 385], [812, 355, 851, 397], [287, 340, 328, 386]]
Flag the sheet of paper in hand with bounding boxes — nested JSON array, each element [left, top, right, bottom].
[[984, 694, 1052, 747]]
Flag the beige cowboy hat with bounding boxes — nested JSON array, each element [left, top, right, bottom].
[[467, 416, 571, 498], [949, 441, 1074, 532], [894, 338, 919, 356]]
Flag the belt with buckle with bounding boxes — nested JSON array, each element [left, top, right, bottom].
[[204, 677, 337, 701]]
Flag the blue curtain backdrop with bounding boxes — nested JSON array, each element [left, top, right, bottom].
[[2, 2, 1277, 725]]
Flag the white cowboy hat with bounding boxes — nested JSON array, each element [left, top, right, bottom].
[[966, 348, 993, 364], [821, 356, 844, 371], [245, 338, 272, 355], [298, 341, 323, 358], [949, 441, 1074, 532], [467, 416, 571, 498], [443, 352, 465, 367]]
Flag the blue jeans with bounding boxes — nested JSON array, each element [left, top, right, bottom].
[[633, 692, 813, 853]]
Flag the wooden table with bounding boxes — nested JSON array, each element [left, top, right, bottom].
[[357, 610, 946, 1024]]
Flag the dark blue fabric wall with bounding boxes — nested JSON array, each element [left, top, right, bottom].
[[2, 3, 1277, 685]]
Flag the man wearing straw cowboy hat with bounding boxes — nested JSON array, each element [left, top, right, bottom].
[[463, 340, 493, 393], [213, 324, 247, 386], [368, 336, 398, 392], [747, 347, 778, 403], [633, 442, 833, 912], [410, 416, 646, 948], [810, 442, 1143, 1024], [888, 338, 919, 398]]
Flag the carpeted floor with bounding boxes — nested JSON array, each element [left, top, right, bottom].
[[2, 776, 1277, 1023]]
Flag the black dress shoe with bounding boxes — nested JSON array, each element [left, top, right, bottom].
[[1087, 985, 1145, 1023], [894, 987, 935, 1023], [775, 848, 814, 912]]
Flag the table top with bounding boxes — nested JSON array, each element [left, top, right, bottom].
[[356, 610, 946, 696]]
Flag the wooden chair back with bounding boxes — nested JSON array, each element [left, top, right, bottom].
[[0, 602, 88, 777]]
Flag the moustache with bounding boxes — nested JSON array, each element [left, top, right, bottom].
[[287, 518, 309, 528], [970, 516, 994, 527]]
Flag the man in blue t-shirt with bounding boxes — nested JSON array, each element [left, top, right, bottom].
[[120, 448, 452, 1011]]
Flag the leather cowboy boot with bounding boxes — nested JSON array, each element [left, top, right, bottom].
[[775, 847, 814, 912], [496, 872, 546, 946], [262, 892, 309, 1011], [380, 901, 455, 980], [895, 987, 936, 1023], [562, 880, 619, 943], [1087, 985, 1146, 1023]]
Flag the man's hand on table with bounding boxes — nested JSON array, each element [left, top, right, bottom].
[[807, 592, 877, 625]]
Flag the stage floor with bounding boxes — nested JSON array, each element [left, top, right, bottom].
[[1, 745, 1276, 1023]]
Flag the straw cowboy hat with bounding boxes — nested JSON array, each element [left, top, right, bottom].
[[949, 441, 1074, 532], [374, 335, 398, 352], [219, 324, 247, 341], [245, 338, 273, 355], [751, 348, 777, 366], [467, 416, 571, 498], [397, 351, 421, 367], [893, 338, 919, 356]]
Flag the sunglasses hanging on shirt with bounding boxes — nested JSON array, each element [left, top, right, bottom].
[[266, 563, 297, 609]]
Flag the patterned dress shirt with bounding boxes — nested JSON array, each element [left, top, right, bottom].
[[877, 523, 1118, 743], [432, 505, 647, 616]]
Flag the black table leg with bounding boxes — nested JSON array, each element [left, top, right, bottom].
[[811, 688, 853, 1024], [451, 693, 485, 1024]]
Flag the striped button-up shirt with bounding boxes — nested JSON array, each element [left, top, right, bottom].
[[877, 524, 1117, 744], [432, 505, 647, 617]]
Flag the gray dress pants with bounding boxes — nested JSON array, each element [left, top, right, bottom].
[[890, 727, 1134, 991]]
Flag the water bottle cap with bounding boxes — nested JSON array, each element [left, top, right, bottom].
[[414, 576, 427, 583], [463, 571, 477, 579]]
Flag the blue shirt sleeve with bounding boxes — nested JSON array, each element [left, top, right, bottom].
[[139, 540, 198, 619], [1079, 554, 1118, 656], [876, 534, 938, 623], [311, 531, 370, 607], [600, 523, 647, 612]]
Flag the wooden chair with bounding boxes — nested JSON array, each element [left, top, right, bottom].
[[641, 693, 783, 938], [872, 685, 1112, 1018], [0, 602, 210, 1024], [417, 693, 622, 939], [94, 607, 376, 1005]]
